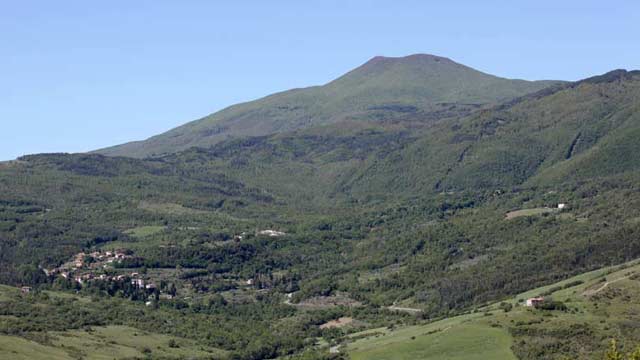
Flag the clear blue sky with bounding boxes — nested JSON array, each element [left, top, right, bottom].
[[1, 1, 638, 160]]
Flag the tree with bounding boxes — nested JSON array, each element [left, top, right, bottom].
[[499, 302, 513, 312]]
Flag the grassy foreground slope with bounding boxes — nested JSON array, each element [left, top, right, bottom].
[[0, 285, 228, 360], [348, 319, 515, 360], [97, 54, 560, 158], [347, 259, 640, 360], [0, 326, 224, 360]]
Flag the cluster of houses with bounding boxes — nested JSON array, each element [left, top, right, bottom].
[[40, 250, 162, 293], [233, 229, 287, 242], [65, 271, 159, 290], [24, 249, 183, 303], [257, 229, 286, 237], [43, 250, 131, 280]]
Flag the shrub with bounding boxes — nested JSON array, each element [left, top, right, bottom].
[[534, 299, 567, 311]]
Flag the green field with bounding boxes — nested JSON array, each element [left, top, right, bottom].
[[505, 207, 556, 220], [346, 259, 640, 359], [0, 325, 226, 360], [348, 319, 515, 360], [0, 284, 229, 360], [124, 225, 167, 238], [0, 335, 70, 360]]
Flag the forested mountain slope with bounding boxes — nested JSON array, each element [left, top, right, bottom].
[[152, 69, 640, 205], [96, 54, 560, 158], [344, 69, 640, 197]]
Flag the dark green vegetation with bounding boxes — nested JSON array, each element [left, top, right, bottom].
[[1, 57, 640, 359], [97, 54, 561, 158]]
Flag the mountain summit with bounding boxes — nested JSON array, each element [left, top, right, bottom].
[[97, 54, 562, 158]]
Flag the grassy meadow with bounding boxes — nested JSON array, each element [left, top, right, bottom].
[[346, 259, 640, 359], [0, 326, 226, 360]]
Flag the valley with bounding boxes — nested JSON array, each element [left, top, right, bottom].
[[1, 56, 640, 359]]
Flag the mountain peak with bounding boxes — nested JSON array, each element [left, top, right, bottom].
[[357, 54, 457, 73], [96, 55, 562, 158], [367, 54, 453, 63]]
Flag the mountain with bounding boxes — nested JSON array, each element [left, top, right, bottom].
[[96, 54, 561, 158], [340, 69, 640, 197], [2, 66, 640, 359], [146, 70, 639, 206]]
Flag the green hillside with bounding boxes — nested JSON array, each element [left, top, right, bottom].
[[2, 69, 640, 359], [135, 70, 640, 208], [96, 54, 560, 158], [341, 69, 640, 198], [346, 258, 640, 360], [4, 257, 640, 359]]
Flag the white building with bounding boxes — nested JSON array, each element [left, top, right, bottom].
[[257, 230, 286, 237], [131, 279, 145, 288], [526, 297, 544, 307]]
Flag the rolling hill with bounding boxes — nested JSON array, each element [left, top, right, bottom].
[[346, 258, 640, 360], [96, 54, 561, 158]]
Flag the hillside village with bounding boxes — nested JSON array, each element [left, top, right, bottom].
[[34, 229, 289, 303], [40, 249, 175, 303]]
